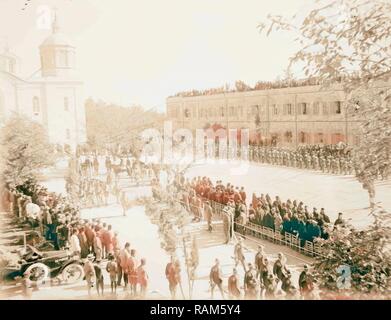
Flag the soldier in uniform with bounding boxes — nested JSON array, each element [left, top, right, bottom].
[[106, 254, 118, 294], [222, 207, 232, 244], [209, 258, 225, 299], [312, 154, 319, 170], [165, 256, 181, 299], [244, 263, 258, 299], [228, 268, 241, 300], [127, 249, 139, 297], [234, 238, 247, 272], [105, 156, 112, 175], [93, 156, 99, 176], [326, 156, 332, 173], [299, 264, 314, 299], [292, 153, 297, 168], [83, 254, 96, 297], [137, 258, 149, 298], [203, 200, 213, 232], [320, 156, 326, 172], [273, 252, 289, 291], [254, 245, 267, 284], [120, 191, 129, 216]]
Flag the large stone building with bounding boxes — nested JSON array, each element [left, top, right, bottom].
[[166, 83, 389, 148], [0, 13, 86, 149]]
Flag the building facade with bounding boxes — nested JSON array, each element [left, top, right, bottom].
[[166, 83, 390, 148], [0, 14, 86, 149]]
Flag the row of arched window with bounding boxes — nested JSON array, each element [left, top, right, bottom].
[[173, 101, 343, 120]]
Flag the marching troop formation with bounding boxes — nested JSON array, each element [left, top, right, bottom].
[[66, 150, 158, 212], [248, 144, 355, 175]]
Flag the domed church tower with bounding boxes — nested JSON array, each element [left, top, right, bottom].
[[39, 11, 76, 78]]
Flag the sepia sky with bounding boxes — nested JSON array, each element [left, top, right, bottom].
[[0, 0, 311, 111]]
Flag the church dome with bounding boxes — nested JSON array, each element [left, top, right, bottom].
[[39, 11, 77, 78], [40, 12, 73, 48], [40, 32, 73, 48]]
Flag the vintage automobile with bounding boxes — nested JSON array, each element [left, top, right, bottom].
[[1, 245, 84, 285]]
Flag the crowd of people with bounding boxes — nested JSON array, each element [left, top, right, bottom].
[[172, 78, 322, 98], [170, 174, 344, 249], [1, 178, 150, 299]]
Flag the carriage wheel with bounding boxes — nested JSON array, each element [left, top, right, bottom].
[[25, 263, 50, 285], [62, 263, 84, 284]]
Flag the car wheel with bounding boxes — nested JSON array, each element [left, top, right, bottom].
[[25, 263, 50, 284], [62, 263, 84, 284]]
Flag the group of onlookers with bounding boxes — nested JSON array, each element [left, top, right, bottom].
[[1, 178, 150, 299], [171, 174, 345, 248], [172, 78, 322, 98]]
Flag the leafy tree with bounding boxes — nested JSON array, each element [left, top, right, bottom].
[[0, 115, 55, 186], [259, 0, 391, 203], [235, 80, 251, 92], [313, 206, 391, 299], [85, 98, 165, 152]]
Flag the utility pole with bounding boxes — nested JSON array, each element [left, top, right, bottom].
[[182, 235, 192, 299]]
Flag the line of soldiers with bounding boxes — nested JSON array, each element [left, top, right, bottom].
[[69, 178, 109, 208], [209, 246, 314, 300], [248, 145, 355, 175]]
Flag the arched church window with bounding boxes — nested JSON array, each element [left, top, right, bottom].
[[33, 96, 40, 115], [64, 97, 69, 111]]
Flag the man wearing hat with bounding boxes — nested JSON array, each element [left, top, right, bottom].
[[299, 264, 314, 299], [84, 254, 96, 297], [273, 252, 289, 290], [209, 258, 225, 299], [106, 254, 118, 294], [254, 245, 267, 283], [228, 268, 241, 299], [203, 200, 213, 232], [233, 238, 247, 272], [243, 263, 257, 299], [165, 256, 181, 300], [222, 207, 232, 244]]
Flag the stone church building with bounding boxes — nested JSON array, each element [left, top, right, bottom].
[[0, 13, 86, 149]]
